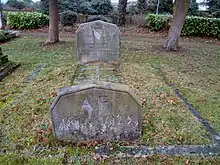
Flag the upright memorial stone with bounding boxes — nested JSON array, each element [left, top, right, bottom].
[[76, 20, 120, 63], [50, 21, 142, 143]]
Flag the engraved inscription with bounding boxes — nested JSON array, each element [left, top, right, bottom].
[[58, 113, 138, 136], [94, 29, 102, 40], [58, 117, 80, 134], [57, 95, 139, 137], [51, 84, 141, 142], [81, 99, 93, 119]]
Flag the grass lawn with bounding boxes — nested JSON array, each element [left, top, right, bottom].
[[0, 36, 220, 164]]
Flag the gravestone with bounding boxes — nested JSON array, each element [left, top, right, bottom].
[[50, 82, 141, 143], [50, 21, 142, 143], [76, 20, 120, 64], [78, 14, 88, 23]]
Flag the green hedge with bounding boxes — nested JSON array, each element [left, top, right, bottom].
[[146, 14, 172, 31], [7, 12, 49, 29], [182, 16, 220, 37], [146, 14, 220, 38]]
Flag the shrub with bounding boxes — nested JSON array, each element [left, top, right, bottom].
[[6, 0, 25, 10], [90, 0, 113, 15], [78, 1, 97, 15], [87, 15, 111, 23], [7, 12, 49, 29], [146, 14, 220, 38], [146, 14, 172, 31], [60, 11, 77, 26]]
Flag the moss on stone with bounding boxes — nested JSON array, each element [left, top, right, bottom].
[[73, 63, 122, 85]]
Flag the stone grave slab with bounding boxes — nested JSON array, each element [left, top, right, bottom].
[[76, 20, 120, 64], [50, 82, 142, 143], [72, 63, 121, 85], [0, 47, 20, 81]]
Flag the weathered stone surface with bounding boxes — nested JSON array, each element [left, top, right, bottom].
[[76, 20, 120, 64], [73, 63, 121, 85], [50, 82, 141, 143], [0, 47, 20, 81]]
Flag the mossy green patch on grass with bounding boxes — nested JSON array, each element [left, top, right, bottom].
[[0, 37, 77, 152], [178, 87, 220, 132], [149, 46, 220, 132], [121, 63, 210, 146], [121, 38, 220, 133], [0, 154, 64, 165]]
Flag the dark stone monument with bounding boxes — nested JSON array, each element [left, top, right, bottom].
[[0, 47, 20, 81]]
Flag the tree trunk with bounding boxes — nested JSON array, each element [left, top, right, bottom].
[[117, 0, 128, 26], [46, 0, 59, 44], [163, 0, 189, 51]]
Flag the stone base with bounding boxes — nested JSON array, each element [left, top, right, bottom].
[[0, 30, 20, 43], [73, 62, 121, 85], [0, 62, 20, 81]]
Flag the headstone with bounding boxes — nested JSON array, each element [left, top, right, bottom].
[[76, 20, 120, 64], [50, 82, 141, 143], [78, 14, 88, 23]]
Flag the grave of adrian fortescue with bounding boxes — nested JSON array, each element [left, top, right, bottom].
[[50, 21, 142, 143]]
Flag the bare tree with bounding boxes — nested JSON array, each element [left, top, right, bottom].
[[46, 0, 59, 44], [117, 0, 128, 26], [163, 0, 190, 51]]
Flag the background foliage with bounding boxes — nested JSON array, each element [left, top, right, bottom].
[[146, 14, 172, 31], [207, 0, 220, 18], [6, 0, 25, 10], [39, 0, 113, 15], [146, 14, 220, 38], [7, 12, 49, 29], [60, 11, 78, 26]]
